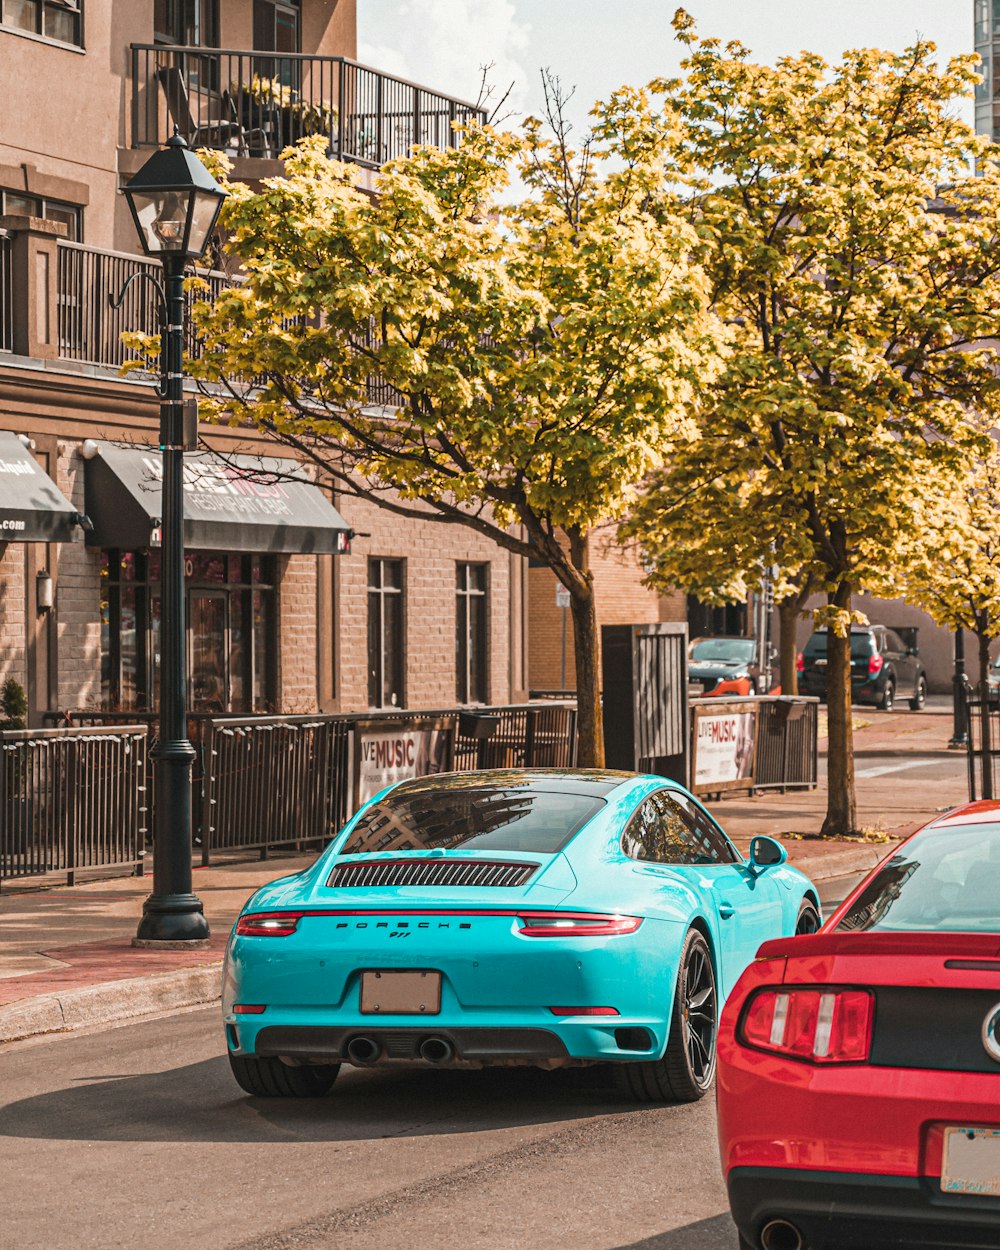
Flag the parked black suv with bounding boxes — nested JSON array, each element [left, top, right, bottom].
[[798, 625, 927, 711]]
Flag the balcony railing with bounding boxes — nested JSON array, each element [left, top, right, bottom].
[[56, 240, 229, 370], [0, 232, 12, 353], [131, 45, 486, 168]]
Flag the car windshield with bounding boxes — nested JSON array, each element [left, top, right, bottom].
[[805, 632, 873, 659], [835, 823, 1000, 933], [690, 638, 756, 663], [341, 786, 606, 855]]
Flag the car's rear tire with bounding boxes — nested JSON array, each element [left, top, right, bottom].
[[878, 680, 895, 711], [909, 676, 927, 711], [795, 898, 821, 935], [615, 928, 717, 1103], [228, 1053, 340, 1098]]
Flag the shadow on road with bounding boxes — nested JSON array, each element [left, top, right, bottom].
[[1, 1055, 642, 1144], [609, 1213, 738, 1249]]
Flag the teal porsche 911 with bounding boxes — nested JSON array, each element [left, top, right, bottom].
[[223, 769, 820, 1102]]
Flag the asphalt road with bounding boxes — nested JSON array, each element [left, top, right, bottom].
[[0, 874, 862, 1250]]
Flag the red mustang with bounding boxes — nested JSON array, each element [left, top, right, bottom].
[[717, 801, 1000, 1250]]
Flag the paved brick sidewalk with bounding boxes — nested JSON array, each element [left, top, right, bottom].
[[0, 701, 970, 1045]]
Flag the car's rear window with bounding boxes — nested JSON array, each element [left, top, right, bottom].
[[690, 638, 756, 663], [805, 632, 874, 659], [835, 824, 1000, 933], [341, 787, 606, 855]]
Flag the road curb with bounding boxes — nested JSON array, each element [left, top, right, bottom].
[[0, 962, 223, 1045], [785, 840, 897, 882]]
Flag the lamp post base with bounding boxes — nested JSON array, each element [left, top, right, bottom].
[[134, 893, 211, 945]]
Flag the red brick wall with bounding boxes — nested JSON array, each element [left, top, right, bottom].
[[528, 531, 687, 691], [331, 493, 516, 711], [0, 541, 26, 691]]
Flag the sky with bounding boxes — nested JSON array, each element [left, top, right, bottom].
[[359, 1, 976, 132]]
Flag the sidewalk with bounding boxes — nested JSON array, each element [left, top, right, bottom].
[[0, 701, 969, 1047]]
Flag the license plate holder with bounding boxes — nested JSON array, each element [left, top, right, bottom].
[[360, 970, 441, 1015], [941, 1126, 1000, 1196]]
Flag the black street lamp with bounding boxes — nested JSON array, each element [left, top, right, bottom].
[[949, 626, 970, 749], [122, 134, 227, 945]]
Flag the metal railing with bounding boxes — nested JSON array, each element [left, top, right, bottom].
[[131, 45, 486, 168], [752, 697, 819, 792], [965, 694, 1000, 801], [0, 231, 12, 352], [31, 703, 578, 873], [201, 716, 352, 861], [56, 240, 230, 370], [1, 725, 148, 885]]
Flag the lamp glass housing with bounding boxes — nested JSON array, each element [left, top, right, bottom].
[[126, 186, 225, 259]]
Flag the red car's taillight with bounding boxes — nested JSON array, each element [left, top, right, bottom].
[[235, 912, 302, 937], [796, 652, 805, 673], [868, 654, 884, 675], [740, 988, 874, 1063], [516, 913, 643, 937]]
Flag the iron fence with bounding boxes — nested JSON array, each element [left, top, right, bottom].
[[1, 725, 148, 885], [964, 695, 1000, 801], [46, 703, 577, 868], [0, 231, 11, 352], [200, 716, 352, 862], [752, 698, 819, 792], [131, 45, 485, 168]]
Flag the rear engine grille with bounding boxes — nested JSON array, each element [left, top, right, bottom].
[[327, 859, 538, 889]]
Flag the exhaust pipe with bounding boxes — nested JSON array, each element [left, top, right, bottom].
[[418, 1036, 454, 1065], [760, 1219, 805, 1250], [345, 1035, 382, 1066]]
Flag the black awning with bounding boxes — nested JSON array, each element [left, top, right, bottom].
[[0, 431, 78, 543], [84, 442, 352, 554]]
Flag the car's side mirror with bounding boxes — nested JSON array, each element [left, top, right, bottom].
[[749, 835, 787, 871]]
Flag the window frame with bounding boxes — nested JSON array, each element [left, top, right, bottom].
[[455, 560, 489, 704], [621, 788, 740, 866], [1, 0, 83, 49], [367, 556, 406, 709], [0, 189, 82, 241]]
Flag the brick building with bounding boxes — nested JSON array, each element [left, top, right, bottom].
[[0, 1, 534, 725]]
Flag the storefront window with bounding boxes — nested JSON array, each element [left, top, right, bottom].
[[100, 549, 277, 713]]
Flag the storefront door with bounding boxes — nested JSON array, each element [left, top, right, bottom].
[[188, 589, 227, 712]]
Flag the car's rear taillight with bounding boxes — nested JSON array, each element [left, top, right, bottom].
[[868, 654, 884, 675], [235, 912, 302, 937], [740, 988, 873, 1063], [517, 913, 643, 937], [796, 652, 804, 673]]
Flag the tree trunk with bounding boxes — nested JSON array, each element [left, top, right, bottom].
[[820, 582, 858, 836], [569, 585, 605, 767], [977, 630, 993, 801], [778, 596, 800, 696]]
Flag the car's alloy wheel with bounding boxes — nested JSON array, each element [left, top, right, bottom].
[[909, 676, 927, 711], [878, 680, 895, 711], [795, 898, 821, 935], [615, 928, 717, 1103], [228, 1053, 340, 1098]]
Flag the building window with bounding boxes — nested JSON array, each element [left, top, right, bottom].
[[367, 558, 404, 708], [100, 550, 277, 713], [2, 0, 82, 47], [0, 190, 81, 241], [154, 0, 218, 46], [456, 562, 488, 704]]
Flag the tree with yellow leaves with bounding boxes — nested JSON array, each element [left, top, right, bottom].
[[185, 82, 722, 766], [903, 423, 1000, 797], [624, 12, 1000, 832]]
